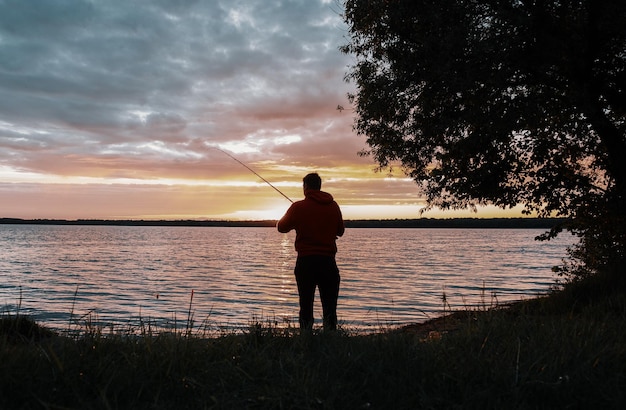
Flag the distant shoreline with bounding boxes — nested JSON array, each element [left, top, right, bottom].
[[0, 217, 565, 229]]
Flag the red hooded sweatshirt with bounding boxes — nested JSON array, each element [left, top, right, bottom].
[[277, 189, 345, 257]]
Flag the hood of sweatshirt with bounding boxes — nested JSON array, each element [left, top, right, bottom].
[[304, 189, 334, 204]]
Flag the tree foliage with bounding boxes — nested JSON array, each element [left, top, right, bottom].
[[342, 0, 626, 279]]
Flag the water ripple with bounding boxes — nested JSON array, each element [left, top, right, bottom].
[[0, 225, 573, 332]]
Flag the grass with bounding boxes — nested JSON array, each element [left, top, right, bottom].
[[2, 275, 626, 409]]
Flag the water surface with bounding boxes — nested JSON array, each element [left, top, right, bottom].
[[0, 225, 573, 333]]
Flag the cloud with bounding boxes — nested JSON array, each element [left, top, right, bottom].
[[0, 0, 464, 220], [0, 0, 355, 175]]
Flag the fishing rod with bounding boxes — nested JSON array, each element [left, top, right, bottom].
[[211, 147, 294, 203]]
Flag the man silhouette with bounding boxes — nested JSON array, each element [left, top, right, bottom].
[[277, 173, 345, 331]]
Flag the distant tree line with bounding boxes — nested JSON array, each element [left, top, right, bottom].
[[345, 218, 565, 229], [0, 217, 564, 229]]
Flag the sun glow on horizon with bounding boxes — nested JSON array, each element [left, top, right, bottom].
[[1, 164, 526, 221]]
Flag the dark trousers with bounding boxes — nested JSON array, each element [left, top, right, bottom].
[[294, 255, 340, 331]]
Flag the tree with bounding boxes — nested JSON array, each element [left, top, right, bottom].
[[341, 0, 626, 280]]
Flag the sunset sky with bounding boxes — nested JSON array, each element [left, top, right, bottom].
[[0, 0, 520, 221]]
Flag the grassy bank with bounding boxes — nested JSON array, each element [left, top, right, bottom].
[[2, 277, 625, 409]]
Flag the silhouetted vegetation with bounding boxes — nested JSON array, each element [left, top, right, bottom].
[[342, 1, 626, 282], [2, 275, 625, 409]]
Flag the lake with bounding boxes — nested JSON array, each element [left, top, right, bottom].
[[0, 225, 574, 333]]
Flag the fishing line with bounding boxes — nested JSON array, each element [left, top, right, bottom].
[[211, 147, 293, 203]]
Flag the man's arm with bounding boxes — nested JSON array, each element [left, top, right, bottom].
[[277, 205, 295, 233], [336, 204, 345, 237]]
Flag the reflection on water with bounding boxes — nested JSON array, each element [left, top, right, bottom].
[[0, 225, 573, 333]]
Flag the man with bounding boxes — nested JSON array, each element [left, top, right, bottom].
[[277, 173, 345, 331]]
